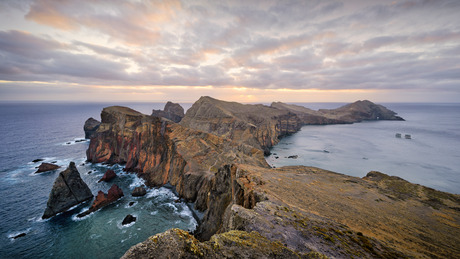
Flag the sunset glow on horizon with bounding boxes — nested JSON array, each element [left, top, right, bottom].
[[1, 0, 459, 103]]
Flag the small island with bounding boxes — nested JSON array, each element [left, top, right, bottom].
[[76, 97, 458, 258]]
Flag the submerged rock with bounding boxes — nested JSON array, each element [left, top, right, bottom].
[[32, 158, 44, 163], [122, 214, 136, 225], [42, 162, 93, 219], [77, 184, 124, 218], [132, 186, 147, 197], [84, 117, 101, 139], [35, 162, 60, 174], [98, 169, 116, 182], [12, 233, 27, 239]]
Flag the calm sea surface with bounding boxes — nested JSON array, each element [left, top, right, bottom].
[[266, 103, 460, 194], [0, 102, 459, 258]]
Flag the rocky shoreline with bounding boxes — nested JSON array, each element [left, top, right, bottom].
[[77, 97, 459, 258]]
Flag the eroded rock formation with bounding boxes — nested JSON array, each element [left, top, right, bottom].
[[42, 162, 93, 219], [151, 101, 185, 123], [77, 184, 124, 218], [84, 117, 101, 139], [132, 186, 147, 197], [98, 169, 116, 182], [35, 162, 60, 174]]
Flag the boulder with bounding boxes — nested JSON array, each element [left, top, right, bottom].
[[98, 169, 116, 182], [122, 214, 136, 225], [131, 186, 147, 197], [35, 162, 60, 174], [42, 162, 93, 219], [77, 184, 124, 218], [84, 117, 101, 139], [32, 158, 44, 163]]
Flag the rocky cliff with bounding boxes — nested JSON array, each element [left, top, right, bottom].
[[180, 96, 302, 155], [42, 162, 93, 219], [180, 97, 403, 155], [86, 105, 267, 212], [151, 101, 185, 123], [272, 100, 404, 124]]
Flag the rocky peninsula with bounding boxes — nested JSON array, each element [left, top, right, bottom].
[[83, 97, 459, 258]]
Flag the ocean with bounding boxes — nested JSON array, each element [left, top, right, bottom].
[[1, 102, 459, 258]]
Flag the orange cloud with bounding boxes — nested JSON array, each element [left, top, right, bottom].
[[25, 0, 79, 31]]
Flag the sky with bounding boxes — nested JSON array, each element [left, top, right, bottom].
[[0, 0, 459, 103]]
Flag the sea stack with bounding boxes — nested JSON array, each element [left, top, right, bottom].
[[151, 101, 185, 123], [42, 162, 93, 219], [84, 117, 101, 139]]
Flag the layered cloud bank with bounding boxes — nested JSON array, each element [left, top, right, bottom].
[[0, 0, 459, 102]]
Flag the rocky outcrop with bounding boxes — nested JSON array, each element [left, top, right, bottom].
[[122, 214, 136, 225], [35, 162, 60, 174], [42, 162, 93, 219], [122, 228, 301, 259], [98, 169, 116, 182], [84, 117, 101, 139], [151, 101, 185, 123], [132, 186, 147, 197], [180, 96, 302, 155], [272, 100, 404, 124], [77, 184, 124, 218], [86, 105, 267, 212]]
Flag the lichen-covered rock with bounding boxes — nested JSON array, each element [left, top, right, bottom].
[[35, 162, 60, 174], [151, 101, 185, 123], [84, 117, 101, 139], [121, 228, 300, 259], [42, 162, 93, 219]]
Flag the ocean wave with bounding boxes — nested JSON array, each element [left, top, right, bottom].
[[61, 138, 89, 146]]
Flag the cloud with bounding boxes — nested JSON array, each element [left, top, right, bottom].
[[0, 0, 459, 102]]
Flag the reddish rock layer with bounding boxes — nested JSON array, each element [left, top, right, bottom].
[[98, 169, 116, 182], [35, 162, 60, 174], [77, 184, 124, 218]]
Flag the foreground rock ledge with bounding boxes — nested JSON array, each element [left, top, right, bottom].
[[122, 228, 303, 259], [42, 162, 93, 219]]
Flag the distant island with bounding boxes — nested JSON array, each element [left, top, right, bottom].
[[43, 97, 458, 258]]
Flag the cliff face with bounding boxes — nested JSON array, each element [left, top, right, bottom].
[[86, 106, 268, 211], [180, 96, 302, 155]]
